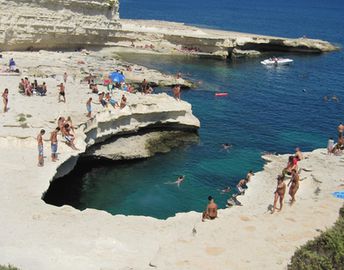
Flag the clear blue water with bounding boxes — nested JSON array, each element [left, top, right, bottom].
[[46, 0, 344, 219]]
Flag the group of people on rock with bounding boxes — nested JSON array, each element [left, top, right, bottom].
[[139, 79, 182, 101], [272, 147, 303, 213], [140, 79, 154, 94], [3, 67, 184, 169], [201, 147, 304, 221], [181, 46, 201, 53], [96, 92, 127, 111], [37, 116, 77, 167], [327, 123, 344, 155], [202, 170, 254, 221], [19, 77, 48, 96]]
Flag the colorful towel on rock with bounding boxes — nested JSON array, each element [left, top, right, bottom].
[[332, 191, 344, 199]]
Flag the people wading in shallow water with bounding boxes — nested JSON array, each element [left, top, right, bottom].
[[37, 129, 45, 167], [288, 169, 300, 205], [202, 196, 218, 221], [271, 175, 286, 214]]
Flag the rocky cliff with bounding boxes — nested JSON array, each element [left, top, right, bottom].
[[0, 0, 120, 50], [0, 1, 338, 57]]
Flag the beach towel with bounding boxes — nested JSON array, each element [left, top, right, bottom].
[[332, 191, 344, 199]]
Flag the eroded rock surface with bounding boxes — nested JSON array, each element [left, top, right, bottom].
[[0, 0, 120, 50]]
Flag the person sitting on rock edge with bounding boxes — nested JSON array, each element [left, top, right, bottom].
[[202, 196, 218, 222]]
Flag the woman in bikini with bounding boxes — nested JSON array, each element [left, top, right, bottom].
[[65, 116, 75, 135], [2, 88, 8, 112], [271, 175, 286, 214], [288, 169, 300, 205]]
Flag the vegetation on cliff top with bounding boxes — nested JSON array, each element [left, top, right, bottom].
[[0, 265, 20, 270], [288, 205, 344, 270]]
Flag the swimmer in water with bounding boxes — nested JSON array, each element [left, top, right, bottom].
[[174, 175, 185, 187], [165, 175, 185, 187], [221, 143, 232, 151], [221, 186, 231, 193]]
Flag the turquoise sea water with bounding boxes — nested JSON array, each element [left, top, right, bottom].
[[45, 0, 344, 219]]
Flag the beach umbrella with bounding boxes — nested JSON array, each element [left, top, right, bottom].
[[109, 72, 125, 83]]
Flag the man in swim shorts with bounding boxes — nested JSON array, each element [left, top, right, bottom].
[[202, 196, 218, 221], [58, 83, 66, 103], [37, 129, 45, 166], [50, 127, 60, 162]]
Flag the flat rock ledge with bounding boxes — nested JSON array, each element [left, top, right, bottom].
[[0, 2, 339, 59], [111, 20, 340, 59]]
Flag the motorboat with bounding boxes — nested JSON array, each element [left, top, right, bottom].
[[261, 57, 293, 66]]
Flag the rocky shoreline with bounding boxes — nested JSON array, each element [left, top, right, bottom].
[[0, 0, 339, 58], [1, 130, 343, 270], [0, 2, 342, 268], [114, 19, 339, 59], [1, 50, 343, 270]]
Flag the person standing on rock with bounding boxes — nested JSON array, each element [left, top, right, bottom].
[[338, 123, 344, 137], [288, 169, 300, 205], [172, 84, 181, 101], [58, 83, 66, 103], [37, 129, 45, 167], [86, 97, 93, 118], [294, 147, 303, 161], [50, 127, 60, 162], [120, 94, 127, 109], [141, 79, 148, 93], [271, 175, 286, 214], [63, 72, 68, 84], [2, 88, 8, 112]]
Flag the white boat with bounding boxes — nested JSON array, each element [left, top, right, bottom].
[[261, 58, 294, 66]]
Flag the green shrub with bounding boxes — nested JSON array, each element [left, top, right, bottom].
[[17, 113, 26, 122], [289, 205, 344, 270], [0, 265, 20, 270]]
